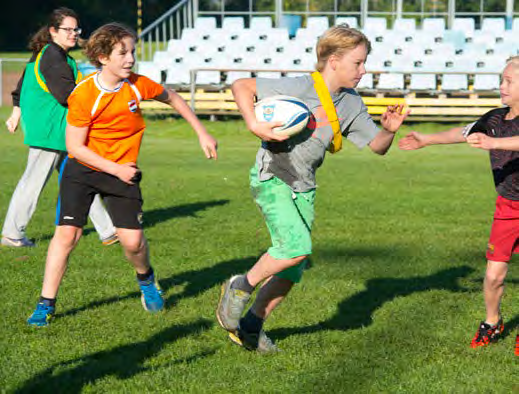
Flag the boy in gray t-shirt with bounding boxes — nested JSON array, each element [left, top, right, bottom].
[[217, 24, 409, 352]]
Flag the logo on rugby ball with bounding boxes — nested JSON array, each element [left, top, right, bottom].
[[262, 104, 275, 121]]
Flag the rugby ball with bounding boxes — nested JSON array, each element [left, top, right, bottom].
[[254, 95, 311, 137]]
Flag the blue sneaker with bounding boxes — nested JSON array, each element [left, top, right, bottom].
[[138, 277, 164, 312], [27, 302, 55, 327]]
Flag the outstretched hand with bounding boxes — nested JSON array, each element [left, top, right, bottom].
[[381, 104, 410, 133], [398, 131, 428, 150], [198, 133, 218, 159]]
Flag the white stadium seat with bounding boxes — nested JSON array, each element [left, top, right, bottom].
[[194, 17, 217, 31], [356, 73, 374, 89], [393, 18, 416, 32], [137, 62, 162, 83], [306, 16, 329, 33], [364, 17, 387, 33], [452, 18, 475, 33], [377, 73, 404, 90], [250, 16, 273, 30], [421, 18, 445, 32], [481, 18, 505, 33], [409, 74, 437, 91], [441, 74, 468, 91], [335, 16, 358, 28], [473, 74, 500, 91], [222, 17, 245, 32]]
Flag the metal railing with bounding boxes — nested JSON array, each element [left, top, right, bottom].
[[139, 0, 195, 61]]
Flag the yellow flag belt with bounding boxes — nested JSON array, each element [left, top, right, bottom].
[[311, 71, 342, 153]]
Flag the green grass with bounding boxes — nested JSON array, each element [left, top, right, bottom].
[[0, 108, 516, 393]]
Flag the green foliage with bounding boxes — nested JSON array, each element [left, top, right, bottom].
[[0, 109, 516, 392]]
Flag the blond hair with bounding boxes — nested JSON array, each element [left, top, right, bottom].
[[315, 24, 371, 72], [84, 23, 137, 68]]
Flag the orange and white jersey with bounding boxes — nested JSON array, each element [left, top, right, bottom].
[[67, 72, 164, 165]]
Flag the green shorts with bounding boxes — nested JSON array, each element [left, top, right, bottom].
[[250, 166, 315, 283]]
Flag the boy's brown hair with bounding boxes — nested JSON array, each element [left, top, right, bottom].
[[85, 22, 137, 68], [315, 24, 371, 72]]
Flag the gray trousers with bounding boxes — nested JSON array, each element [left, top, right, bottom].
[[2, 147, 115, 241]]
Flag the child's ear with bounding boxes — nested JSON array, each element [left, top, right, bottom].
[[49, 27, 58, 41], [98, 54, 109, 66]]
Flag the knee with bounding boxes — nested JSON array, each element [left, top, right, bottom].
[[122, 237, 146, 256], [54, 226, 82, 249], [485, 271, 506, 288]]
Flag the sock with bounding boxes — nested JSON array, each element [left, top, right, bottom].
[[240, 309, 264, 334], [231, 274, 254, 293], [137, 267, 154, 282], [39, 296, 56, 307]]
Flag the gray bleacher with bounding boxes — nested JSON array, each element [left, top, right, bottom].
[[138, 15, 519, 96]]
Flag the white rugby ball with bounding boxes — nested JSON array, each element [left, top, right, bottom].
[[254, 95, 311, 137]]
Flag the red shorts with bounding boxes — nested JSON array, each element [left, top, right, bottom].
[[486, 195, 519, 262]]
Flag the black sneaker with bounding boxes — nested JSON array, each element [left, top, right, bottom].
[[470, 318, 504, 348]]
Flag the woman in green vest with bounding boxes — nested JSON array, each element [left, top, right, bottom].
[[2, 7, 116, 247]]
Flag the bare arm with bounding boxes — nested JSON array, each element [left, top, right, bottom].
[[231, 78, 286, 142], [369, 104, 410, 155], [66, 124, 139, 184], [155, 88, 217, 159], [467, 133, 519, 151], [399, 127, 465, 150], [6, 106, 21, 134]]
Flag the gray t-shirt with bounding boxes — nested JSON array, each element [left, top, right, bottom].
[[255, 75, 380, 192]]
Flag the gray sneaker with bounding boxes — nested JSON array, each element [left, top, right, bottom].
[[1, 236, 35, 247], [229, 326, 280, 353], [216, 275, 251, 332]]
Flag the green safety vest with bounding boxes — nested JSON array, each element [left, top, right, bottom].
[[19, 44, 82, 151]]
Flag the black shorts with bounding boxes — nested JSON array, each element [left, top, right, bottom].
[[56, 158, 143, 229]]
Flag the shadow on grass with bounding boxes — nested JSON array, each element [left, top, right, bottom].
[[270, 266, 475, 340], [15, 319, 213, 394], [55, 256, 256, 319], [78, 199, 230, 238]]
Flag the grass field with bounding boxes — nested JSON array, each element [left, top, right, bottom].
[[0, 107, 516, 393]]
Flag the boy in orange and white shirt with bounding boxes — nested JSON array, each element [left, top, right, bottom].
[[27, 23, 217, 327]]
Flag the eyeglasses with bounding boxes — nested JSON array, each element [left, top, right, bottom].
[[58, 27, 82, 35]]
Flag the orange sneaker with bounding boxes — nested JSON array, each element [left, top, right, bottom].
[[470, 319, 504, 348]]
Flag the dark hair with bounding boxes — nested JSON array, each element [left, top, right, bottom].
[[84, 23, 137, 68], [29, 7, 79, 53]]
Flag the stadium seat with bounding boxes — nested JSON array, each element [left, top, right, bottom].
[[421, 18, 445, 32], [152, 51, 174, 71], [393, 18, 416, 32], [222, 17, 245, 32], [441, 74, 468, 91], [250, 16, 273, 30], [446, 56, 478, 73], [137, 62, 162, 83], [295, 28, 321, 42], [364, 17, 387, 33], [452, 18, 475, 33], [335, 16, 358, 28], [481, 18, 505, 33], [473, 74, 500, 91], [356, 73, 374, 90], [225, 71, 252, 85], [377, 73, 405, 90], [165, 60, 193, 86], [194, 17, 217, 31], [442, 30, 466, 50], [409, 74, 437, 91], [513, 17, 519, 31], [306, 16, 329, 33]]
